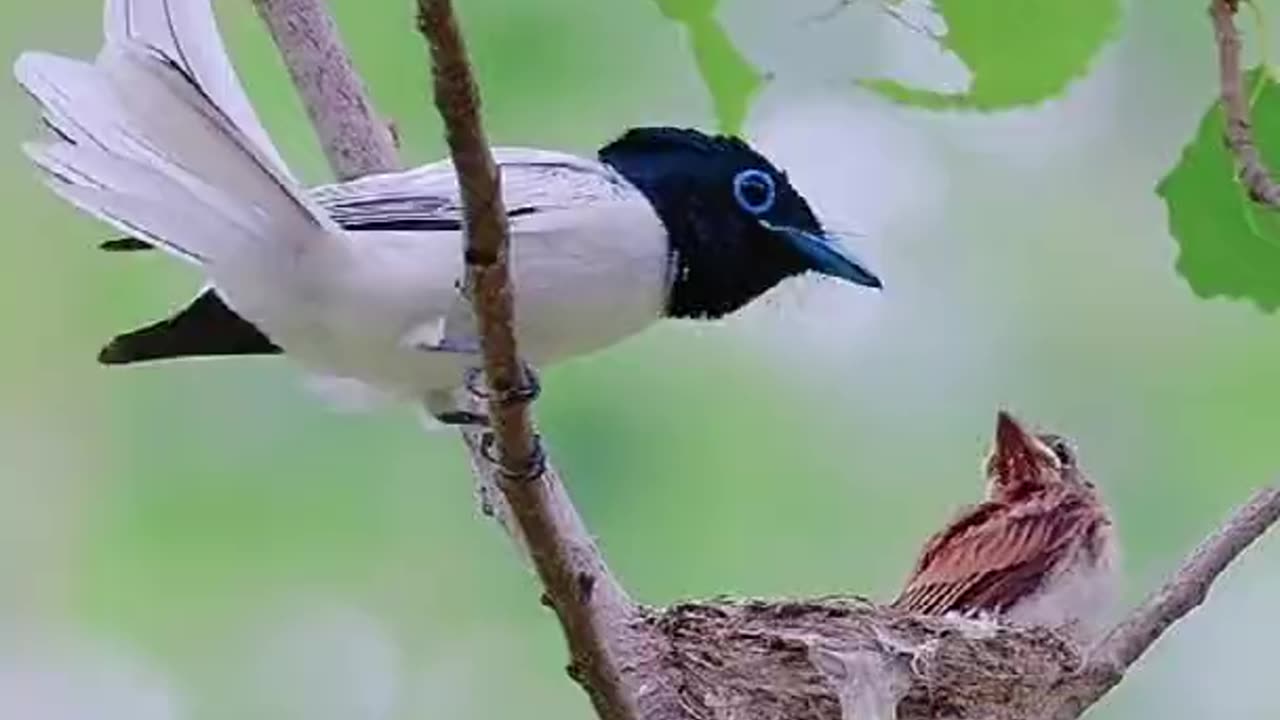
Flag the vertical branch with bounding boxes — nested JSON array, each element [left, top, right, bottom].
[[1210, 0, 1280, 206], [416, 0, 537, 477], [252, 2, 646, 718], [414, 3, 642, 720], [252, 0, 399, 179]]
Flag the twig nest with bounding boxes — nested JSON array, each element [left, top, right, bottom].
[[634, 597, 1086, 720]]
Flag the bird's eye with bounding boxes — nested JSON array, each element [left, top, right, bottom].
[[732, 169, 776, 215], [1049, 439, 1074, 466]]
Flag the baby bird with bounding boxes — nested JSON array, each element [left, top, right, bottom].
[[894, 411, 1118, 642]]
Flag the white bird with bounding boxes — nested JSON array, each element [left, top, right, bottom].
[[14, 0, 882, 424]]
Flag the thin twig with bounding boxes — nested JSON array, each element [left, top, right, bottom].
[[413, 2, 642, 720], [1098, 485, 1280, 668], [1050, 485, 1280, 719], [1211, 0, 1280, 206], [415, 0, 536, 480], [252, 0, 399, 179]]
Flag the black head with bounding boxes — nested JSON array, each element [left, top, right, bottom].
[[598, 127, 882, 320]]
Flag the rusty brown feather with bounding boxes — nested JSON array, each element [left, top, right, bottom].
[[894, 412, 1118, 639]]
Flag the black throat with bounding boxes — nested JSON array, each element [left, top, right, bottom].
[[652, 193, 799, 320], [599, 143, 803, 320]]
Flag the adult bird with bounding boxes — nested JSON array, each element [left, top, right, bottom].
[[14, 0, 881, 424], [894, 411, 1119, 642]]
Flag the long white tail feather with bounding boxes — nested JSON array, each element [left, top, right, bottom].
[[17, 46, 291, 216], [103, 0, 292, 177], [28, 141, 258, 264], [96, 44, 328, 237], [14, 53, 129, 150], [30, 131, 270, 249], [49, 183, 243, 267], [96, 0, 312, 383], [15, 40, 345, 270]]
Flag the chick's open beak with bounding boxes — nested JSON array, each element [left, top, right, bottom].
[[992, 411, 1054, 479]]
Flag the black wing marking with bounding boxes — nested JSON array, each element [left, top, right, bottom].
[[325, 202, 540, 232], [101, 153, 630, 247], [99, 289, 280, 364], [101, 237, 153, 251]]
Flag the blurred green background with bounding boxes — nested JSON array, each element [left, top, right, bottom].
[[1, 0, 1277, 718]]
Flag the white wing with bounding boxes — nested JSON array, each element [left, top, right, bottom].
[[311, 149, 643, 231]]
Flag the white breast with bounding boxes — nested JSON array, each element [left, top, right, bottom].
[[506, 199, 670, 363], [1005, 523, 1120, 644]]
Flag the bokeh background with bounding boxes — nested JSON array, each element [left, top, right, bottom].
[[1, 0, 1277, 718]]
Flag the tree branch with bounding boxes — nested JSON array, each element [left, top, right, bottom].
[[1047, 484, 1280, 719], [252, 0, 399, 179], [1210, 0, 1280, 206], [1098, 485, 1280, 668], [413, 3, 647, 720], [415, 0, 536, 482]]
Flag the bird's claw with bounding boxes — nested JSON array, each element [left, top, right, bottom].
[[464, 367, 484, 399], [479, 431, 547, 482], [464, 362, 541, 407], [433, 410, 490, 427]]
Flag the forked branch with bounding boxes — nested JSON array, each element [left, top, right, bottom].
[[413, 2, 642, 719]]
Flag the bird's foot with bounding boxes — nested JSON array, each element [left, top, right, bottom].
[[463, 362, 541, 407], [405, 316, 481, 355], [479, 431, 547, 482], [432, 410, 490, 427], [416, 338, 481, 354]]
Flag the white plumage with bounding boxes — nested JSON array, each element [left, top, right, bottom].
[[16, 0, 883, 423], [17, 0, 670, 416]]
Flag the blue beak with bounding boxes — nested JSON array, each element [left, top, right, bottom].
[[765, 222, 883, 290]]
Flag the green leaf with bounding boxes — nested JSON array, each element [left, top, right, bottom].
[[865, 0, 1121, 110], [1158, 68, 1280, 312], [654, 0, 765, 134]]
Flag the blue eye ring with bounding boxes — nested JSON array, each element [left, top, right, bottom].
[[732, 168, 776, 215]]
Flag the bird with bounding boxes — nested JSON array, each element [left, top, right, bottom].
[[13, 0, 882, 426], [893, 411, 1118, 643]]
